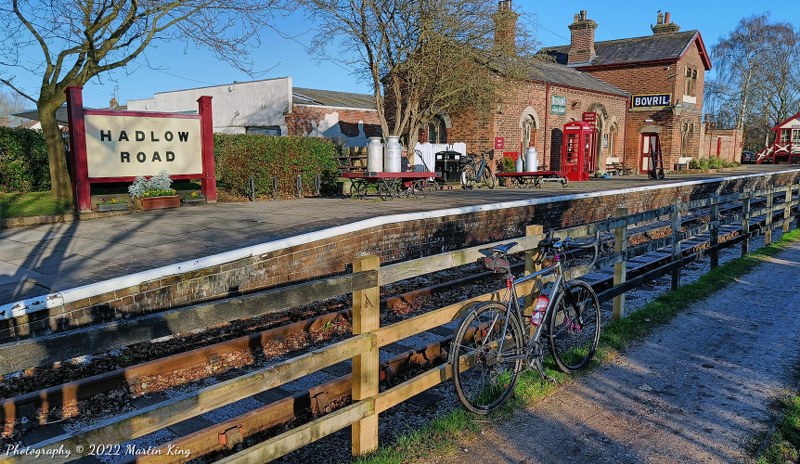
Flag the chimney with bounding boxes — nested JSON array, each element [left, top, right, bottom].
[[493, 0, 519, 56], [567, 10, 598, 65], [652, 10, 681, 34], [109, 97, 119, 109]]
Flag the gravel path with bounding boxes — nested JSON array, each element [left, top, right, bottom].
[[420, 240, 800, 464]]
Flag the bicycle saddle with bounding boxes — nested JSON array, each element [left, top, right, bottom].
[[478, 241, 517, 257]]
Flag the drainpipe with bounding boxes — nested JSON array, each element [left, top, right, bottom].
[[622, 97, 629, 164], [544, 83, 550, 166]]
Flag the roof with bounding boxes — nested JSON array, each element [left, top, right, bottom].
[[528, 59, 628, 97], [292, 88, 377, 110], [543, 30, 711, 70], [773, 111, 800, 131], [14, 106, 71, 125]]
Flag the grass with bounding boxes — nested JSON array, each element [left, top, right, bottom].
[[757, 358, 800, 464], [0, 191, 73, 219], [355, 228, 800, 464]]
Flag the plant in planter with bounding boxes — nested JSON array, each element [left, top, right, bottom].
[[128, 170, 180, 211], [96, 196, 129, 212], [181, 190, 206, 206]]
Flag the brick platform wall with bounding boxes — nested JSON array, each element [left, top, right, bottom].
[[3, 171, 798, 343]]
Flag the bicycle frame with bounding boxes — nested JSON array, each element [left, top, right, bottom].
[[489, 259, 565, 364]]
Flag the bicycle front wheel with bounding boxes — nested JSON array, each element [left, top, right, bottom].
[[482, 168, 495, 189], [548, 280, 601, 372], [451, 302, 525, 414]]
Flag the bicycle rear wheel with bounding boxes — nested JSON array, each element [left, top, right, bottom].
[[461, 165, 477, 190], [451, 302, 525, 414], [548, 280, 601, 372]]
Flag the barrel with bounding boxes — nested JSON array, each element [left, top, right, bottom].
[[367, 137, 383, 172], [384, 136, 402, 173]]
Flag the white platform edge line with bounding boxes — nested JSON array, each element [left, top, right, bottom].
[[0, 170, 791, 320]]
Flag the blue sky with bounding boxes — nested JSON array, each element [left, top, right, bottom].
[[10, 1, 800, 108]]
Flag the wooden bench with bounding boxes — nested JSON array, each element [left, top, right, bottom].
[[611, 162, 633, 176]]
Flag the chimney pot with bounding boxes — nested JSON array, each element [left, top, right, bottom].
[[664, 12, 671, 24]]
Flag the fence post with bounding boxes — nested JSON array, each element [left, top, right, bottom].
[[765, 186, 774, 245], [272, 176, 278, 200], [351, 255, 380, 456], [249, 176, 256, 202], [784, 186, 793, 234], [710, 194, 719, 269], [297, 174, 303, 199], [524, 225, 544, 324], [671, 201, 682, 291], [742, 191, 751, 257], [613, 207, 628, 321]]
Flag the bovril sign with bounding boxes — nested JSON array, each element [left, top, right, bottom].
[[631, 94, 671, 109], [84, 114, 202, 178]]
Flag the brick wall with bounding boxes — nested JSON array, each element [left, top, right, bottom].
[[2, 171, 797, 344], [448, 81, 627, 171], [286, 105, 381, 143], [700, 127, 744, 162]]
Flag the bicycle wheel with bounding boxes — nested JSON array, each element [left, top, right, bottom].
[[378, 182, 395, 201], [548, 280, 601, 372], [410, 179, 433, 198], [461, 165, 477, 190], [451, 301, 525, 414], [482, 168, 496, 189]]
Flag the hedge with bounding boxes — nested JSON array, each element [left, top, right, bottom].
[[214, 134, 339, 197], [0, 127, 51, 193]]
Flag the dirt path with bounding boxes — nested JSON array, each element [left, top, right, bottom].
[[420, 241, 800, 464]]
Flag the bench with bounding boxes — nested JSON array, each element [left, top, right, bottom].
[[610, 162, 633, 176]]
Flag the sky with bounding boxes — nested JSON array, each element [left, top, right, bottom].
[[7, 0, 800, 109]]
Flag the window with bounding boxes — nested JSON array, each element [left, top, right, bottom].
[[781, 130, 791, 144], [427, 116, 447, 144], [247, 126, 281, 136], [793, 129, 800, 144], [685, 66, 698, 97]]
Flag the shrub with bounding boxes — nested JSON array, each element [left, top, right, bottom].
[[689, 157, 740, 170], [214, 134, 338, 197], [0, 127, 51, 193], [128, 170, 177, 198]]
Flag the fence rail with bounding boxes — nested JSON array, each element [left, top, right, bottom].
[[7, 182, 799, 464]]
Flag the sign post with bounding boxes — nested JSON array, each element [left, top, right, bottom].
[[65, 86, 216, 212]]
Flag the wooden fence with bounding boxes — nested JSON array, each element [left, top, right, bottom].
[[6, 183, 799, 464]]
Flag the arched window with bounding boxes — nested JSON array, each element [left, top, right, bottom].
[[522, 115, 536, 148], [427, 116, 447, 144]]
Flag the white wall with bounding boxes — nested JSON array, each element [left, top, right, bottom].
[[127, 77, 293, 135]]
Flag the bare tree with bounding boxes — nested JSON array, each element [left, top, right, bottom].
[[0, 0, 279, 204], [303, 0, 536, 147], [705, 14, 800, 149], [0, 89, 25, 125]]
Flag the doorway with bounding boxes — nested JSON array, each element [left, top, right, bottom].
[[640, 133, 661, 174]]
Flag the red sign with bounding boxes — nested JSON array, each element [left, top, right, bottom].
[[494, 137, 505, 150], [582, 112, 597, 126]]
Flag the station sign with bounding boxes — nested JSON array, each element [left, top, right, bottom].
[[550, 95, 566, 115], [582, 112, 597, 126], [84, 114, 203, 178], [631, 94, 672, 108]]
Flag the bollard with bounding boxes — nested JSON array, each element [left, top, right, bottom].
[[272, 176, 278, 200], [249, 176, 256, 202], [296, 174, 302, 199]]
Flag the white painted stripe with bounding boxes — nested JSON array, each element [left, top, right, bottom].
[[0, 170, 795, 321]]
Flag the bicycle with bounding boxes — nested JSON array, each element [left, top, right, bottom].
[[460, 151, 496, 190], [450, 232, 601, 414]]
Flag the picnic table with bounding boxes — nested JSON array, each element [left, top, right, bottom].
[[495, 171, 568, 188], [342, 172, 439, 200]]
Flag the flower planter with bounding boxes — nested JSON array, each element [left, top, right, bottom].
[[96, 203, 129, 212], [134, 195, 181, 211], [181, 197, 206, 206]]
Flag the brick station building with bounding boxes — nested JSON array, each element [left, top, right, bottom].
[[544, 10, 713, 173]]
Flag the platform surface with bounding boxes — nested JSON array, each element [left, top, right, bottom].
[[0, 165, 794, 305]]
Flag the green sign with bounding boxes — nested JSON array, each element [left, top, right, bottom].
[[551, 95, 566, 115]]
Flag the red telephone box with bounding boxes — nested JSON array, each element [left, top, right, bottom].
[[562, 121, 597, 182]]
